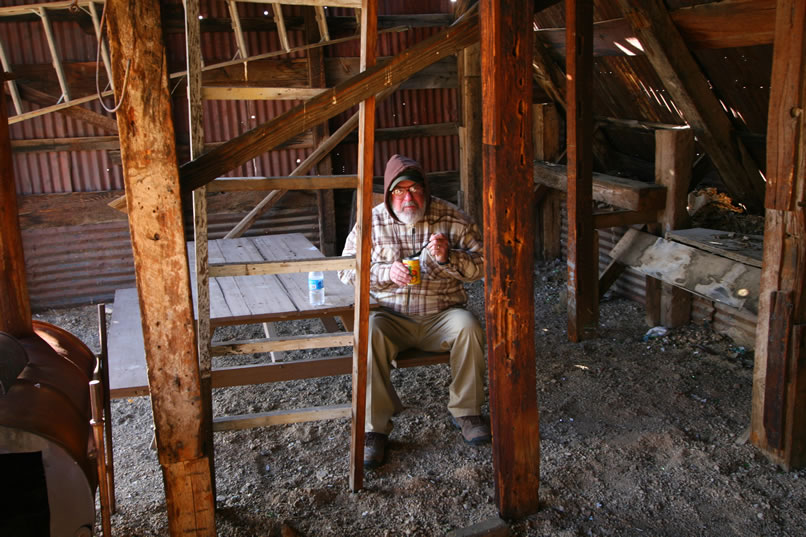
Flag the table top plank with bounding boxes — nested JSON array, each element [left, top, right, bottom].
[[215, 238, 296, 317]]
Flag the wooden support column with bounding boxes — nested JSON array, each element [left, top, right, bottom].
[[0, 95, 32, 337], [105, 1, 215, 534], [655, 129, 693, 328], [349, 0, 376, 492], [750, 0, 806, 470], [533, 103, 562, 261], [306, 8, 337, 256], [480, 0, 540, 519], [457, 0, 483, 226], [184, 0, 216, 500], [565, 0, 598, 341]]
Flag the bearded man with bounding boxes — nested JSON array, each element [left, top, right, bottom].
[[339, 154, 489, 469]]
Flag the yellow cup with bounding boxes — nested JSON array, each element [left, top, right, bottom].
[[402, 256, 421, 285]]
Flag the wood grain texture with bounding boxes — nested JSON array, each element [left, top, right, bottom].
[[105, 1, 214, 533], [565, 0, 598, 341], [655, 129, 694, 328], [534, 161, 666, 212], [0, 95, 32, 336], [750, 0, 806, 470], [481, 0, 540, 519], [349, 0, 378, 494]]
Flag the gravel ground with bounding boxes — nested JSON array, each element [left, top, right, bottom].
[[36, 259, 806, 537]]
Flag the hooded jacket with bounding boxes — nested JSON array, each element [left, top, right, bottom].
[[339, 154, 484, 316]]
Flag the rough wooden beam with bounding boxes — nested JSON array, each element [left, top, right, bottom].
[[533, 103, 563, 261], [0, 98, 32, 337], [349, 0, 376, 493], [178, 12, 479, 192], [305, 7, 337, 256], [750, 0, 806, 470], [534, 162, 667, 217], [655, 129, 694, 328], [536, 0, 776, 56], [481, 0, 540, 519], [11, 135, 119, 153], [17, 84, 118, 132], [459, 39, 483, 226], [105, 0, 215, 534], [614, 0, 766, 213], [566, 0, 597, 342]]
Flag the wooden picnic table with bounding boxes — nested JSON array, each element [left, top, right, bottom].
[[108, 233, 362, 398]]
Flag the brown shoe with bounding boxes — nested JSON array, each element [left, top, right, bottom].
[[364, 432, 387, 469], [451, 415, 491, 445]]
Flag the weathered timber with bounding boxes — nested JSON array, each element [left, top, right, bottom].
[[750, 0, 806, 470], [185, 0, 216, 500], [11, 135, 119, 153], [655, 129, 693, 328], [209, 175, 358, 192], [343, 122, 458, 143], [610, 228, 761, 314], [458, 29, 483, 226], [178, 12, 479, 193], [17, 84, 118, 132], [593, 209, 657, 229], [533, 103, 562, 260], [305, 8, 337, 256], [534, 161, 666, 212], [350, 0, 377, 493], [668, 228, 763, 268], [614, 0, 766, 213], [536, 0, 776, 56], [481, 0, 540, 519], [105, 0, 215, 534], [565, 0, 597, 342], [0, 97, 32, 336]]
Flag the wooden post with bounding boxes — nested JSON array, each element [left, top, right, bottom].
[[105, 1, 215, 534], [306, 8, 337, 256], [184, 0, 216, 500], [459, 38, 483, 226], [481, 0, 540, 518], [0, 93, 32, 337], [655, 129, 693, 328], [349, 0, 376, 492], [533, 103, 562, 261], [565, 0, 598, 341], [750, 0, 806, 470]]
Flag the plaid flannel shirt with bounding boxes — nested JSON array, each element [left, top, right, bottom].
[[339, 197, 484, 316]]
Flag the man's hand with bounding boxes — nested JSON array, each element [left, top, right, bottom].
[[427, 233, 451, 264], [390, 260, 413, 287]]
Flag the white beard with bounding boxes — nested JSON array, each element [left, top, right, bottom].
[[395, 204, 426, 225]]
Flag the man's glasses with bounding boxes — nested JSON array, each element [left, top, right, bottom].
[[390, 184, 423, 197]]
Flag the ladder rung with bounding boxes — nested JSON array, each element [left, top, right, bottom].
[[209, 255, 355, 277], [210, 331, 354, 355], [212, 403, 350, 431]]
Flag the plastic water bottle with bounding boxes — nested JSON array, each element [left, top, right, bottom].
[[308, 271, 325, 305]]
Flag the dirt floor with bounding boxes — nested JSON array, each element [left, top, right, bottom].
[[37, 255, 806, 537]]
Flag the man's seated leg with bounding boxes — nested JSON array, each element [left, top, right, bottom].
[[364, 309, 417, 468], [420, 307, 490, 444]]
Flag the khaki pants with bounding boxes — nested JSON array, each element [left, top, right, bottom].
[[366, 307, 486, 434]]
